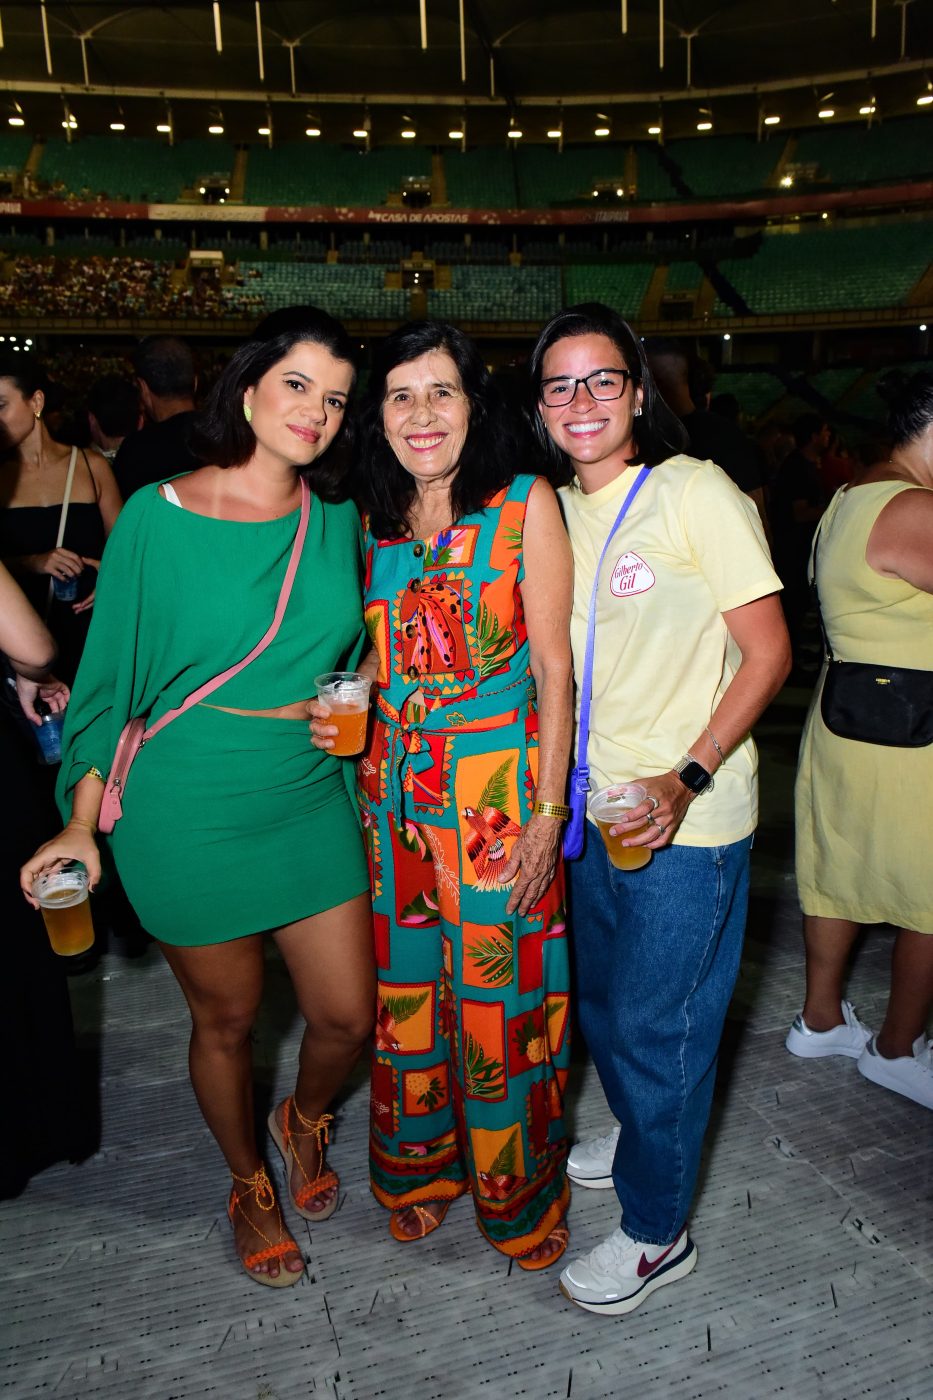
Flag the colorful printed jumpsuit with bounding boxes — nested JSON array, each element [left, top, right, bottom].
[[358, 474, 571, 1257]]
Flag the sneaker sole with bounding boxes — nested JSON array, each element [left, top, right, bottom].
[[560, 1239, 698, 1316], [785, 1031, 867, 1061], [566, 1169, 614, 1189]]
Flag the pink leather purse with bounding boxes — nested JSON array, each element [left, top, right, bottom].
[[98, 479, 311, 835]]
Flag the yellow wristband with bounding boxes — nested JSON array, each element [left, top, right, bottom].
[[533, 800, 571, 821]]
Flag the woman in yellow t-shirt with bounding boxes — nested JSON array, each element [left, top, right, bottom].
[[527, 303, 791, 1317]]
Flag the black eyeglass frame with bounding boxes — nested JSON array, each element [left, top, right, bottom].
[[538, 366, 640, 407]]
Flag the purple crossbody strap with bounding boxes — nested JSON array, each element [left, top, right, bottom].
[[576, 465, 652, 768], [143, 477, 311, 741]]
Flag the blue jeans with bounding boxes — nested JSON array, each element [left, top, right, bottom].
[[569, 827, 753, 1246]]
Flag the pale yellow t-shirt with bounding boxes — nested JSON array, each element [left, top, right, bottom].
[[559, 455, 782, 846]]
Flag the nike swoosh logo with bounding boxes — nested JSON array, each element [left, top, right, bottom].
[[637, 1237, 680, 1278]]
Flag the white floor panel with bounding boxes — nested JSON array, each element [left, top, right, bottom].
[[2, 697, 931, 1400]]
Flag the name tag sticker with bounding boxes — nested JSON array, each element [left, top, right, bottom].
[[609, 552, 655, 597]]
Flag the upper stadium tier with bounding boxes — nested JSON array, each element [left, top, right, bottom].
[[1, 119, 930, 211]]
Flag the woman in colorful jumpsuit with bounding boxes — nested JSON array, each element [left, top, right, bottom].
[[317, 321, 574, 1267]]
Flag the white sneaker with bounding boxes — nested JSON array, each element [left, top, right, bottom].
[[566, 1125, 620, 1189], [785, 999, 873, 1060], [559, 1225, 698, 1316], [857, 1035, 933, 1110]]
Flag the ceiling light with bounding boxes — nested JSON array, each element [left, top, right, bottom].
[[208, 123, 224, 135], [592, 189, 598, 197], [594, 125, 610, 137], [353, 127, 368, 139], [780, 174, 794, 188], [921, 324, 928, 332], [61, 117, 77, 130], [507, 127, 523, 139], [917, 94, 933, 107], [821, 211, 829, 220], [763, 115, 780, 126], [199, 186, 206, 195], [110, 121, 125, 132], [723, 334, 731, 342], [305, 126, 321, 137], [448, 128, 464, 140], [696, 121, 712, 131], [8, 116, 25, 128], [648, 124, 662, 135], [401, 127, 417, 139], [547, 128, 562, 139], [258, 125, 271, 136], [818, 108, 834, 119], [859, 104, 876, 115], [615, 187, 624, 197], [156, 122, 172, 133]]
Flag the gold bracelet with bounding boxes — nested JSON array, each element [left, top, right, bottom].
[[704, 726, 724, 763], [533, 800, 571, 821], [85, 766, 105, 783]]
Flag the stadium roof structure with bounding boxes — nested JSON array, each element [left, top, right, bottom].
[[0, 1, 931, 143]]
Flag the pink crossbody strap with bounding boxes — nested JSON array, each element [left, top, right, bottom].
[[143, 477, 311, 741]]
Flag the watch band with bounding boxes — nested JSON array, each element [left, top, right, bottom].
[[533, 800, 572, 821]]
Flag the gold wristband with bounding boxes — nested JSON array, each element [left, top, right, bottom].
[[85, 766, 105, 783], [533, 800, 571, 821]]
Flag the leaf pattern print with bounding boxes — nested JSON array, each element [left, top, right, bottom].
[[489, 1128, 519, 1176], [466, 923, 514, 985], [463, 1031, 505, 1098], [382, 990, 430, 1024], [477, 756, 515, 817], [475, 598, 514, 678]]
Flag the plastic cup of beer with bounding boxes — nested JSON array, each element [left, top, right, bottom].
[[32, 863, 95, 957], [314, 671, 371, 757], [588, 784, 653, 872]]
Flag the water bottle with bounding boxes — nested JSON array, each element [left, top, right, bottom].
[[34, 701, 65, 765]]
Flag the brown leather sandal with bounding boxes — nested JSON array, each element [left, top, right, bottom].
[[517, 1224, 570, 1271], [389, 1200, 452, 1242], [227, 1165, 304, 1288], [268, 1098, 340, 1222]]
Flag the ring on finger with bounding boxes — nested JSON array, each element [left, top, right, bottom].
[[647, 795, 660, 813], [653, 819, 666, 835]]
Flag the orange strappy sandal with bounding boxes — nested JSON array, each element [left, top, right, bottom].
[[517, 1224, 570, 1272], [388, 1200, 452, 1242], [267, 1099, 340, 1222], [227, 1165, 304, 1288]]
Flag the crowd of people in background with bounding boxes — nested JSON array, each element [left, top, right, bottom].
[[0, 254, 229, 321]]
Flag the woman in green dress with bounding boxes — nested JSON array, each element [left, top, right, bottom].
[[21, 307, 375, 1287]]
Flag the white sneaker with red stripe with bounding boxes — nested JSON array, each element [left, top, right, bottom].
[[559, 1224, 697, 1316]]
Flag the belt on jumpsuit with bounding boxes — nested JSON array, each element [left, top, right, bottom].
[[374, 673, 537, 829]]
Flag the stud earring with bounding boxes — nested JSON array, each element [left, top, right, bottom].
[[34, 410, 42, 421], [634, 406, 642, 417], [243, 403, 253, 424]]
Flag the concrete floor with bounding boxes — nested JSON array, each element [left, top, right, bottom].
[[2, 684, 931, 1400]]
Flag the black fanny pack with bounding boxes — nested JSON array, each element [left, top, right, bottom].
[[820, 660, 933, 747], [814, 515, 933, 747]]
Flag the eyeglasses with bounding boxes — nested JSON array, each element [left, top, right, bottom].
[[539, 367, 638, 408]]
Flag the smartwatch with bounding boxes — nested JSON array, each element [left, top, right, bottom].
[[674, 754, 715, 796]]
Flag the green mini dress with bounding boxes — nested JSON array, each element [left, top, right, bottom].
[[58, 483, 370, 946]]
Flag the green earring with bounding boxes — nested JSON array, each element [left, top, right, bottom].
[[243, 402, 253, 423]]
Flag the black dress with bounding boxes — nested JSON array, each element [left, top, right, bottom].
[[0, 701, 92, 1198], [0, 499, 106, 684]]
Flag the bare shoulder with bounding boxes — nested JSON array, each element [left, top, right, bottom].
[[867, 486, 933, 586]]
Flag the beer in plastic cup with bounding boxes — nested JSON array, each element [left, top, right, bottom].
[[314, 671, 371, 757], [32, 864, 95, 956], [588, 784, 653, 871]]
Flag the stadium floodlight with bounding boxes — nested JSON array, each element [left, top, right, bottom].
[[818, 108, 834, 119], [258, 126, 270, 136], [157, 123, 171, 133], [353, 127, 368, 138], [448, 127, 464, 139], [921, 324, 928, 332], [763, 115, 780, 126], [917, 94, 933, 107], [208, 124, 224, 135], [507, 116, 523, 139], [61, 116, 77, 129], [305, 126, 321, 137], [110, 121, 125, 132], [594, 113, 611, 137], [859, 104, 876, 115], [401, 128, 417, 139], [723, 334, 731, 342], [547, 127, 562, 139], [8, 115, 24, 127], [696, 121, 712, 131], [780, 174, 794, 187], [648, 124, 662, 135]]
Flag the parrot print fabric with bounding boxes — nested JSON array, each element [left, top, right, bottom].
[[359, 474, 571, 1257]]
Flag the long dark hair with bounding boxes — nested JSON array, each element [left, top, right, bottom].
[[0, 349, 48, 400], [527, 302, 688, 486], [355, 320, 518, 540], [191, 305, 357, 500]]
